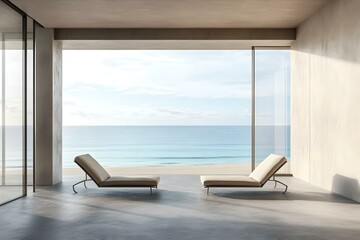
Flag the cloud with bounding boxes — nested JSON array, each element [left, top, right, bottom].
[[156, 108, 189, 116], [62, 50, 257, 125], [63, 50, 252, 99], [63, 103, 226, 126], [119, 86, 174, 96], [72, 111, 100, 119], [154, 108, 219, 118]]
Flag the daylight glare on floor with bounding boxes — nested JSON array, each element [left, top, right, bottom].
[[0, 175, 359, 240]]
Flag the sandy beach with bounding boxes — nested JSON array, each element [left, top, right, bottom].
[[63, 163, 252, 176], [1, 163, 289, 185]]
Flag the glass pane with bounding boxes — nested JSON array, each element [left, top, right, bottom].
[[63, 50, 252, 175], [254, 48, 290, 172], [0, 1, 24, 204]]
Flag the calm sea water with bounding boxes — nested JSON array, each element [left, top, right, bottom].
[[63, 126, 251, 168], [63, 126, 290, 168], [1, 126, 290, 168]]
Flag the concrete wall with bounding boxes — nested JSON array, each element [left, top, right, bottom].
[[291, 0, 360, 201], [53, 40, 62, 183], [35, 26, 62, 185]]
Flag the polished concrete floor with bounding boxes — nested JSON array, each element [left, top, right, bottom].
[[0, 186, 24, 204], [0, 175, 359, 240]]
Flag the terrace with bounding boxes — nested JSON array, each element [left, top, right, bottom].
[[0, 0, 359, 239]]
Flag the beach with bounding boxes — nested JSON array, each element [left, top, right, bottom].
[[63, 163, 252, 176], [3, 163, 290, 177], [1, 163, 289, 187], [63, 162, 289, 176]]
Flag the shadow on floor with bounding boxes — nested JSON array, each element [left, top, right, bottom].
[[210, 190, 358, 204], [38, 178, 359, 205]]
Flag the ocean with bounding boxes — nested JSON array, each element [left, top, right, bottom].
[[63, 126, 290, 168], [1, 126, 290, 168]]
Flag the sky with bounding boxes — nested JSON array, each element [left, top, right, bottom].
[[62, 50, 290, 126], [0, 49, 24, 126]]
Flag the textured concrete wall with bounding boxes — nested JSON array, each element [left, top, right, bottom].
[[53, 40, 62, 183], [35, 26, 54, 185], [35, 27, 62, 185], [291, 0, 360, 201]]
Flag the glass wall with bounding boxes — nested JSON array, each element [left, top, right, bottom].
[[63, 50, 253, 174], [254, 47, 291, 172], [63, 48, 291, 175], [0, 1, 25, 204]]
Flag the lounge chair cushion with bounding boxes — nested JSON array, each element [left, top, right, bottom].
[[249, 154, 286, 185], [200, 175, 261, 187], [99, 176, 160, 187], [75, 154, 111, 185]]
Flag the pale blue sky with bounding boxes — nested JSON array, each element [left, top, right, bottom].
[[63, 50, 290, 126], [0, 49, 24, 126]]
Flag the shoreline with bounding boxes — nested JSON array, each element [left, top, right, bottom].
[[63, 163, 252, 176], [2, 164, 251, 184], [4, 162, 289, 177]]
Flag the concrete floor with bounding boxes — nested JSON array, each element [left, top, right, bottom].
[[0, 186, 24, 204], [0, 175, 359, 240]]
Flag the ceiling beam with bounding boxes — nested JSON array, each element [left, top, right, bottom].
[[55, 28, 296, 41]]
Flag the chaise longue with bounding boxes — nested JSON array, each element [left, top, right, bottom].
[[200, 153, 288, 195], [72, 154, 160, 194]]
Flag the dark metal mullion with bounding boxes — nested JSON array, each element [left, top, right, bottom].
[[0, 195, 25, 206], [1, 0, 25, 16], [32, 20, 36, 193], [23, 15, 27, 196], [251, 47, 256, 171], [1, 33, 5, 186]]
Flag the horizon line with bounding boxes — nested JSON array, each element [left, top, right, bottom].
[[62, 124, 290, 127]]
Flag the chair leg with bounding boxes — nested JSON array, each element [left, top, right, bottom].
[[273, 176, 277, 188], [282, 183, 288, 194], [73, 180, 86, 193], [269, 176, 288, 194], [73, 179, 93, 193], [207, 187, 210, 195], [84, 173, 88, 188], [150, 187, 153, 195]]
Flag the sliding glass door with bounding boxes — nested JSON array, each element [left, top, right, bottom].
[[0, 0, 25, 204], [254, 47, 291, 173]]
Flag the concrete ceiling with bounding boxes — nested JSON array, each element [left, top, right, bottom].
[[57, 28, 295, 50], [10, 0, 331, 28]]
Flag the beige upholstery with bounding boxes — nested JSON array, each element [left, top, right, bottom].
[[74, 154, 160, 188], [99, 176, 160, 187], [249, 154, 286, 185], [200, 153, 286, 188], [75, 154, 111, 185], [201, 175, 261, 187]]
